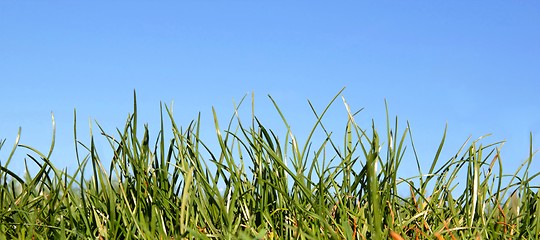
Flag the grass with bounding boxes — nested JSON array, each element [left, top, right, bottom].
[[0, 89, 538, 239]]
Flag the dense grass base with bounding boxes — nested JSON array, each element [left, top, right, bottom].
[[1, 90, 539, 239]]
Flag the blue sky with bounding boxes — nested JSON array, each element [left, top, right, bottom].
[[1, 2, 539, 183]]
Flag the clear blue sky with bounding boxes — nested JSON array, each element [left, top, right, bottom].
[[1, 2, 539, 184]]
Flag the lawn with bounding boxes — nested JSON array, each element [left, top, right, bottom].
[[1, 90, 538, 239]]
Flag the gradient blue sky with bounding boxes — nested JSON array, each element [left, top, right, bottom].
[[1, 2, 539, 182]]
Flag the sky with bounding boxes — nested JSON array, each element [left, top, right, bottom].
[[1, 2, 539, 187]]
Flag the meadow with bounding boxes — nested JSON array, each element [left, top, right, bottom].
[[0, 90, 538, 239]]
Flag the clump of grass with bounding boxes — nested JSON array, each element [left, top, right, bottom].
[[0, 89, 538, 239]]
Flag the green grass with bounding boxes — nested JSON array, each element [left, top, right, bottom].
[[0, 89, 538, 239]]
